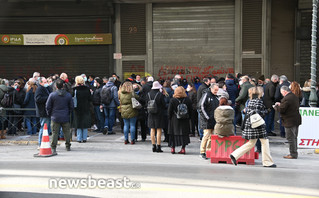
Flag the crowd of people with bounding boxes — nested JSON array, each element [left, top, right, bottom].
[[0, 71, 313, 166]]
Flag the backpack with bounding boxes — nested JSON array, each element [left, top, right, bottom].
[[175, 98, 189, 119], [147, 92, 159, 114], [101, 86, 114, 105], [1, 91, 13, 108]]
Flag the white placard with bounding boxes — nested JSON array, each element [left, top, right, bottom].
[[298, 107, 319, 148]]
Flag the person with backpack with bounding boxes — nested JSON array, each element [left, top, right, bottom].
[[168, 86, 192, 154], [100, 77, 120, 135], [0, 79, 9, 139], [147, 81, 166, 153]]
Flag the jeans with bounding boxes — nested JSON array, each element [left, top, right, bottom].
[[104, 107, 116, 132], [38, 117, 51, 146], [25, 117, 37, 135], [197, 110, 203, 139], [77, 128, 88, 142], [94, 105, 104, 131], [264, 108, 275, 134], [123, 117, 137, 141], [51, 121, 71, 149]]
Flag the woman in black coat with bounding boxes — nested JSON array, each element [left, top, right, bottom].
[[73, 76, 92, 143], [146, 81, 166, 153], [168, 86, 192, 154]]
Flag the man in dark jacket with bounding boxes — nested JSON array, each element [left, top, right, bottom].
[[46, 79, 74, 154], [196, 78, 210, 140], [92, 77, 104, 133], [275, 86, 302, 159], [35, 77, 52, 146], [275, 75, 291, 137], [199, 83, 219, 159], [101, 77, 120, 135], [225, 74, 238, 108], [235, 76, 254, 111], [263, 74, 279, 136]]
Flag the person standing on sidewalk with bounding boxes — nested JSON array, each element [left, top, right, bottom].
[[73, 76, 92, 143], [100, 77, 120, 135], [23, 79, 37, 135], [92, 77, 104, 133], [230, 87, 276, 168], [274, 86, 302, 159], [46, 79, 73, 154], [35, 77, 52, 147], [199, 83, 219, 159], [0, 79, 9, 139]]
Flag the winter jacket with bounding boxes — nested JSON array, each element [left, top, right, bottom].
[[35, 85, 52, 117], [225, 79, 238, 107], [263, 81, 278, 109], [92, 85, 102, 106], [101, 82, 120, 108], [301, 87, 311, 107], [13, 88, 26, 106], [242, 98, 268, 140], [214, 105, 234, 137], [168, 97, 192, 136], [73, 85, 92, 128], [23, 88, 36, 116], [197, 82, 210, 102], [235, 81, 254, 110], [275, 81, 290, 102], [0, 84, 8, 101], [199, 91, 219, 130], [275, 92, 302, 128], [188, 90, 197, 111], [46, 89, 73, 123], [119, 90, 139, 119], [147, 89, 166, 129]]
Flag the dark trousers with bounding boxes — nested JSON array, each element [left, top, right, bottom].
[[285, 126, 299, 158], [135, 119, 146, 140], [51, 121, 71, 149], [191, 109, 198, 135]]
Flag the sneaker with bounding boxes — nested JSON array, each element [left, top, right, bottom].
[[52, 148, 57, 155], [264, 164, 277, 168], [66, 147, 71, 151], [83, 140, 87, 143], [103, 128, 108, 135]]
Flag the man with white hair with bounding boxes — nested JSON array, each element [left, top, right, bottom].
[[171, 74, 182, 90], [275, 75, 290, 138], [33, 72, 40, 81], [274, 86, 301, 159]]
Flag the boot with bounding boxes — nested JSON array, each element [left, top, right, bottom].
[[152, 144, 156, 152], [1, 130, 6, 139], [156, 145, 163, 153], [171, 147, 175, 154], [178, 147, 186, 154]]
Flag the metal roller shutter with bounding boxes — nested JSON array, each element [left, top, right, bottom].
[[0, 1, 113, 80], [153, 1, 235, 81]]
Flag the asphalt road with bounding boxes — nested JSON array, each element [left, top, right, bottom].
[[0, 130, 319, 198]]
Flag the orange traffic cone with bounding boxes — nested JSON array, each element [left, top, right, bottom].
[[34, 123, 57, 157]]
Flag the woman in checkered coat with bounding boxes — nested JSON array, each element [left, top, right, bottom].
[[230, 86, 277, 168]]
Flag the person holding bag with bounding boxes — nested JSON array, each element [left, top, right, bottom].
[[119, 81, 139, 144], [230, 86, 277, 168]]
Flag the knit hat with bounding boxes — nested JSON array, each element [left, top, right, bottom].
[[152, 81, 162, 89]]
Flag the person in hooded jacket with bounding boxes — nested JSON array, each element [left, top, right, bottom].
[[214, 97, 234, 138], [225, 74, 238, 108], [119, 81, 139, 144], [168, 86, 192, 154], [133, 83, 147, 142], [147, 81, 166, 153]]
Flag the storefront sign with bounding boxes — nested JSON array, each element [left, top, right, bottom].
[[0, 34, 112, 45], [298, 107, 319, 148]]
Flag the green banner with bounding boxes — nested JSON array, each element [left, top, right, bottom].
[[0, 34, 112, 45]]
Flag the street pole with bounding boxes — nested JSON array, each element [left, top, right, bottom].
[[309, 0, 318, 107]]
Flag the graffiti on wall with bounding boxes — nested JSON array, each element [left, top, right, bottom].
[[157, 65, 234, 80]]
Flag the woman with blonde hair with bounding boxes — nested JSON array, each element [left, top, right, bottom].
[[73, 76, 91, 143], [230, 86, 276, 168], [301, 79, 311, 107], [168, 86, 192, 154], [119, 81, 139, 144]]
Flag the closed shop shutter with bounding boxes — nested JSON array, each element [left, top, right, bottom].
[[242, 0, 262, 78], [0, 2, 113, 80], [153, 1, 235, 81], [122, 60, 145, 80]]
